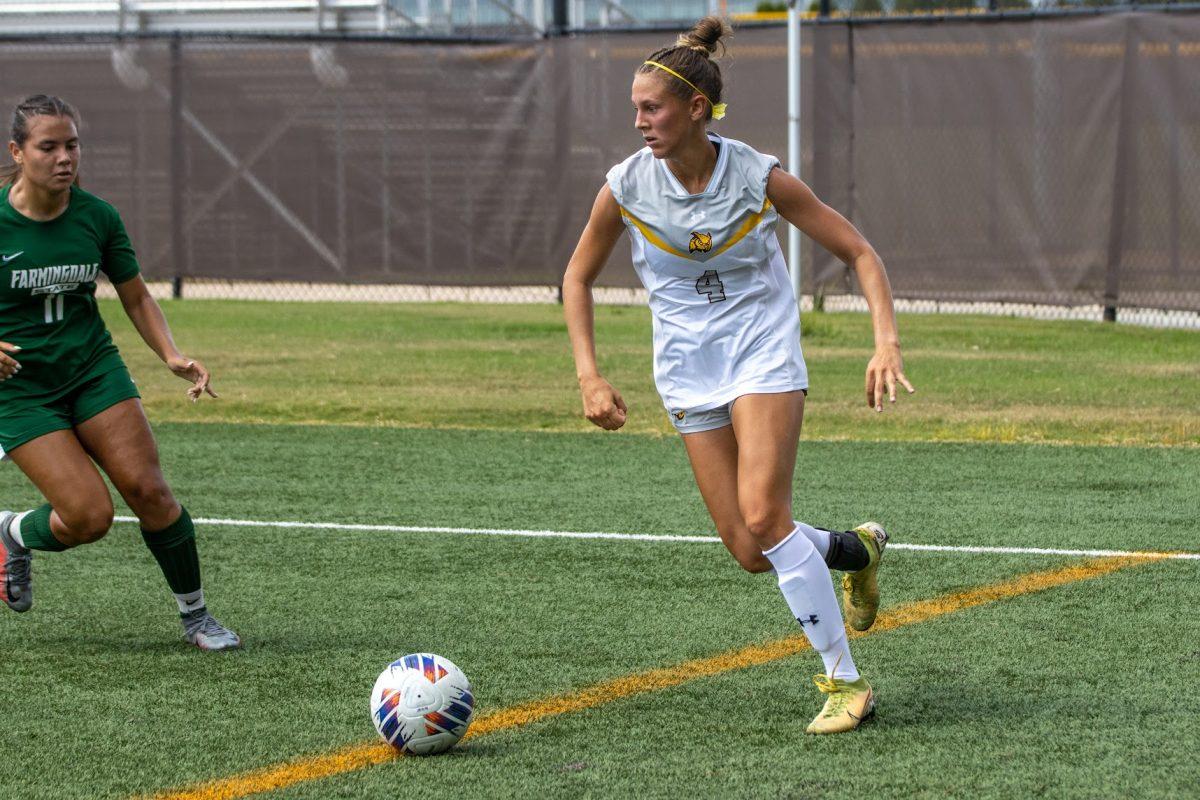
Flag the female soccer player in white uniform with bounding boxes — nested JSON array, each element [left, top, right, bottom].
[[564, 18, 914, 733]]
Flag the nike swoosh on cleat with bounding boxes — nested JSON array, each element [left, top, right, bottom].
[[2, 252, 24, 263]]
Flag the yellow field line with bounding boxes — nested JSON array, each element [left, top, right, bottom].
[[145, 555, 1159, 800]]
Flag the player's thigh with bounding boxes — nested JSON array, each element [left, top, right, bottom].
[[73, 397, 178, 525], [729, 391, 805, 542], [681, 424, 769, 572], [7, 429, 114, 530]]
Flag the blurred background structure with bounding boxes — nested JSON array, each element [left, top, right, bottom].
[[0, 0, 1187, 34], [1, 1, 1198, 327]]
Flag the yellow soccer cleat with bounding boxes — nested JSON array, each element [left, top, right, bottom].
[[805, 673, 875, 735], [841, 521, 888, 632]]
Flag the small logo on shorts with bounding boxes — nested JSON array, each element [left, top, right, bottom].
[[688, 232, 712, 253], [673, 410, 686, 421]]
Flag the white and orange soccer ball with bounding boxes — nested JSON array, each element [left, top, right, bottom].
[[370, 653, 475, 756]]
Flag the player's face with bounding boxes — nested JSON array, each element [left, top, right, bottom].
[[9, 114, 80, 194], [632, 73, 697, 158]]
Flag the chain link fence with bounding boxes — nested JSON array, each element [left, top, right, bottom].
[[4, 9, 1200, 327]]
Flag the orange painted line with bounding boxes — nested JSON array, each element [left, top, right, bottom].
[[144, 555, 1158, 800]]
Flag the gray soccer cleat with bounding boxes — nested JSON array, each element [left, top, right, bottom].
[[181, 608, 242, 651], [0, 510, 33, 612]]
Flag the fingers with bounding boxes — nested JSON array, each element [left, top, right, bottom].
[[897, 371, 916, 394], [181, 359, 217, 402], [0, 341, 21, 381], [587, 405, 625, 431], [864, 369, 876, 410], [873, 372, 885, 412], [582, 380, 626, 431]]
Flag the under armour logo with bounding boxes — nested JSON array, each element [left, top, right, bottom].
[[797, 614, 820, 627]]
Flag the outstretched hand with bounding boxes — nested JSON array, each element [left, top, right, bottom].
[[865, 344, 914, 412], [579, 374, 628, 431], [168, 355, 218, 402], [0, 341, 21, 382]]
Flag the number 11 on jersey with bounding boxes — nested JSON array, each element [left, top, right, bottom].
[[44, 293, 64, 323], [695, 270, 726, 304]]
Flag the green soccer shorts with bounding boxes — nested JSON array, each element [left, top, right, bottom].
[[0, 362, 141, 458]]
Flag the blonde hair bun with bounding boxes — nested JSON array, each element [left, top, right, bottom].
[[675, 16, 731, 58]]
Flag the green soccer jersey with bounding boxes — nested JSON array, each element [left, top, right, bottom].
[[0, 184, 140, 404]]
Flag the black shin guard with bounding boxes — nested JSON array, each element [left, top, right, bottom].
[[821, 528, 870, 572]]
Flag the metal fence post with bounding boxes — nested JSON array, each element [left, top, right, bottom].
[[169, 33, 185, 300], [552, 0, 568, 34], [786, 1, 802, 310], [1104, 17, 1138, 324]]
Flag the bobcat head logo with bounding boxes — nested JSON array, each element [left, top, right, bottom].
[[689, 231, 713, 253]]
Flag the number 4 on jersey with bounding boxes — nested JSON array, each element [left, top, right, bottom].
[[695, 270, 726, 304]]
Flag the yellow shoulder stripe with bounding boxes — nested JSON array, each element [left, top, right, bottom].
[[619, 207, 690, 259], [618, 198, 773, 261], [711, 198, 773, 257]]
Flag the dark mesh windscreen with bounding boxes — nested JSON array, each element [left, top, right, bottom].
[[1, 12, 1196, 311]]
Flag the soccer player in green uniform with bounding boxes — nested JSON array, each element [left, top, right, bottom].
[[0, 95, 239, 650]]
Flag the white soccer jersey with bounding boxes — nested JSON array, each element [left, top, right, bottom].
[[606, 133, 808, 415]]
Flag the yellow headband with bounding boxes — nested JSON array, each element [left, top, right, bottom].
[[643, 60, 727, 121]]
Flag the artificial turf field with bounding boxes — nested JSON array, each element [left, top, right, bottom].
[[2, 302, 1198, 799]]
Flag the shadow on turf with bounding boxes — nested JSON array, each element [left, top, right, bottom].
[[871, 683, 1024, 728], [29, 634, 246, 657]]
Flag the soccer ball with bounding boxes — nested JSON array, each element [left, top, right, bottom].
[[370, 653, 475, 756]]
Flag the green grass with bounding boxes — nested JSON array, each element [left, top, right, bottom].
[[102, 300, 1200, 445], [2, 302, 1198, 799], [3, 425, 1199, 799]]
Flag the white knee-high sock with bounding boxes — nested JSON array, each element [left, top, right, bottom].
[[793, 521, 831, 559], [762, 524, 859, 680]]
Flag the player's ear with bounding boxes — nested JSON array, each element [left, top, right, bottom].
[[690, 95, 708, 122]]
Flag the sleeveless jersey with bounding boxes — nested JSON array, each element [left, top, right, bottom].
[[0, 184, 140, 404], [606, 134, 808, 414]]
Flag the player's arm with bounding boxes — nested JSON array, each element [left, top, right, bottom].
[[766, 166, 914, 412], [563, 184, 628, 431], [112, 275, 217, 402]]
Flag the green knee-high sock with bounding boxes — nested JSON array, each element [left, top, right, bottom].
[[141, 507, 205, 615], [16, 505, 68, 552]]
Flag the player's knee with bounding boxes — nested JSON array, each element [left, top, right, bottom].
[[126, 479, 177, 520], [60, 504, 114, 545], [714, 521, 774, 573], [741, 505, 792, 549]]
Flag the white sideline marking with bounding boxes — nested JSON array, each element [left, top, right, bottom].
[[114, 515, 1200, 561]]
